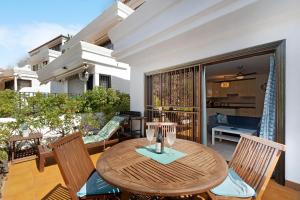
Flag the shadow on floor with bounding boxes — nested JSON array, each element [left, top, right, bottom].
[[40, 185, 208, 200], [41, 184, 71, 200], [35, 146, 103, 172]]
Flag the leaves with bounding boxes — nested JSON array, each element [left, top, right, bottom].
[[0, 88, 130, 160]]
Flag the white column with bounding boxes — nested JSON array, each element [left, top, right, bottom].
[[14, 76, 18, 91], [64, 80, 68, 93], [83, 82, 87, 93], [93, 73, 99, 88]]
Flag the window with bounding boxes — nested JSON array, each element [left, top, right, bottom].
[[42, 61, 48, 66], [50, 43, 62, 51], [87, 75, 94, 91], [4, 80, 14, 90], [99, 40, 113, 50], [99, 75, 111, 88], [17, 79, 32, 90], [32, 64, 39, 71]]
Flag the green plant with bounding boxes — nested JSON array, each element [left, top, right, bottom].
[[0, 121, 17, 160], [79, 112, 101, 136], [0, 90, 18, 118], [0, 88, 130, 152]]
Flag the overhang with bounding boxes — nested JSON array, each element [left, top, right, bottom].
[[62, 1, 133, 51], [29, 47, 61, 65], [108, 0, 258, 63], [0, 68, 37, 80], [37, 41, 128, 83]]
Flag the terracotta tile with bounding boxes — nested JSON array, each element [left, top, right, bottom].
[[3, 153, 299, 200]]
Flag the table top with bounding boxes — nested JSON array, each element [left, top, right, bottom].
[[96, 138, 228, 197], [9, 133, 42, 142], [212, 125, 257, 134]]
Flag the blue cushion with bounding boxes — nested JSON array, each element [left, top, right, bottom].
[[227, 115, 261, 130], [216, 113, 228, 124], [210, 169, 256, 198], [77, 171, 120, 198]]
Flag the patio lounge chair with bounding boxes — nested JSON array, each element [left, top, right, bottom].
[[83, 115, 126, 149], [37, 115, 127, 172], [208, 134, 286, 200], [50, 132, 120, 200]]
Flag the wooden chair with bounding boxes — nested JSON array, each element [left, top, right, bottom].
[[208, 134, 286, 200], [50, 132, 119, 200]]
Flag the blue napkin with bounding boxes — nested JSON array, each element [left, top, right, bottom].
[[136, 144, 186, 164]]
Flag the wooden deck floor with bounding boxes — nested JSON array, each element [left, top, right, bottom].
[[2, 152, 300, 200]]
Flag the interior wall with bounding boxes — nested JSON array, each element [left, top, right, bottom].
[[206, 74, 268, 118]]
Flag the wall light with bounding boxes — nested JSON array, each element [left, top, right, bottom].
[[220, 82, 230, 88]]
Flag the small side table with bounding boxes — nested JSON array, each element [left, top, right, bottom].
[[8, 133, 42, 164], [129, 116, 147, 138]]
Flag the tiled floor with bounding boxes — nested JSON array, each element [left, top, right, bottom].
[[2, 152, 300, 200], [207, 134, 237, 161]]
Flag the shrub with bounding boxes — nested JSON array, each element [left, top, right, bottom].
[[0, 90, 18, 117], [0, 88, 130, 159]]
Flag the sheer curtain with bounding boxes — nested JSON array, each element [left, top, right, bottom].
[[259, 55, 276, 141]]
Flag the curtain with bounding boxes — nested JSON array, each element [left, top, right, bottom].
[[259, 55, 276, 141]]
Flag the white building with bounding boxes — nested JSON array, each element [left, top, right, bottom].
[[0, 35, 69, 93], [37, 1, 141, 94], [109, 0, 300, 190], [0, 65, 49, 92], [28, 35, 69, 93]]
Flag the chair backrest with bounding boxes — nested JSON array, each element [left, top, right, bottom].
[[229, 134, 286, 200], [97, 116, 125, 140], [146, 122, 177, 136], [50, 132, 95, 200]]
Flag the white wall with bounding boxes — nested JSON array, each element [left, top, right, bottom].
[[111, 0, 300, 184], [50, 81, 67, 94], [67, 76, 84, 94], [18, 77, 50, 93], [94, 63, 130, 94]]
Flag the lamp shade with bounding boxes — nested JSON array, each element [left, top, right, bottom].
[[220, 82, 230, 88]]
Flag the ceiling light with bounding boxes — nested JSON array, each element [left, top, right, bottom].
[[236, 75, 244, 80]]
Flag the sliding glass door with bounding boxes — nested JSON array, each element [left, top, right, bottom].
[[145, 66, 202, 142]]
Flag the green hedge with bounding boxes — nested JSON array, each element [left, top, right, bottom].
[[0, 87, 130, 160]]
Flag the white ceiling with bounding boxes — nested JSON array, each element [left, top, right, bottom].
[[206, 54, 271, 81]]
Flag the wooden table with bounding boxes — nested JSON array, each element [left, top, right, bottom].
[[96, 138, 227, 197], [9, 133, 42, 164]]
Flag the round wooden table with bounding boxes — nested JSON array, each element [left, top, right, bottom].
[[96, 138, 228, 197]]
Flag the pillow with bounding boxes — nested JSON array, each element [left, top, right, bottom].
[[77, 171, 120, 197], [216, 113, 228, 124], [210, 168, 256, 198]]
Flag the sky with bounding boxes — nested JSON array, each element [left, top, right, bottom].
[[0, 0, 114, 67]]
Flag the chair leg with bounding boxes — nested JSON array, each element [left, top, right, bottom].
[[121, 191, 130, 200], [39, 155, 45, 172]]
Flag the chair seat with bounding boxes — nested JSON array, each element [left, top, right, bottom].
[[210, 169, 256, 198], [83, 135, 106, 144], [77, 171, 120, 198]]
